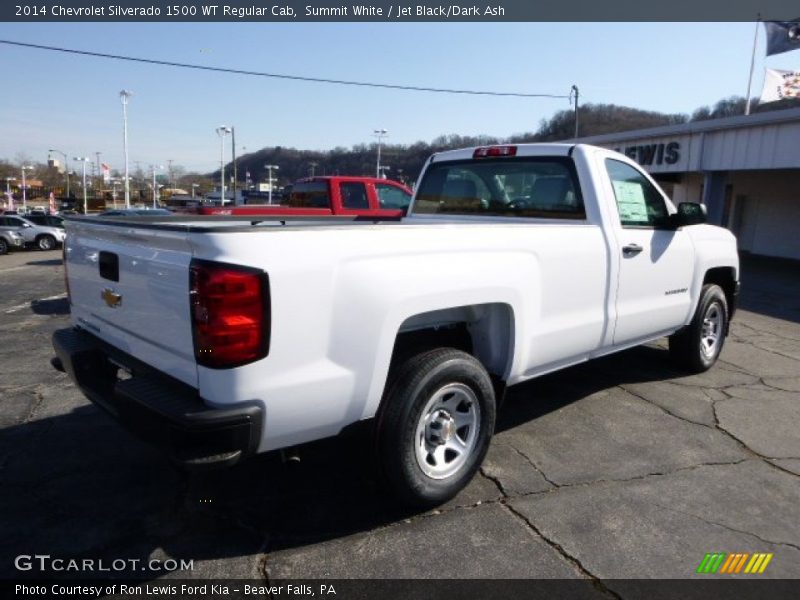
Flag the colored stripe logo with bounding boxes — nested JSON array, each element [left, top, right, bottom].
[[697, 552, 773, 574]]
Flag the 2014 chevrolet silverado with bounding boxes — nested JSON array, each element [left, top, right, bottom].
[[51, 143, 739, 507]]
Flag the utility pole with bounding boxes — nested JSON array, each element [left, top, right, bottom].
[[373, 128, 388, 178], [571, 85, 580, 138], [120, 90, 133, 208], [231, 126, 237, 204]]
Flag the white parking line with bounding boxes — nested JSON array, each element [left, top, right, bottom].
[[3, 293, 67, 314]]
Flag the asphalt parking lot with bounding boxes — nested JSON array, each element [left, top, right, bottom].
[[1, 250, 799, 590]]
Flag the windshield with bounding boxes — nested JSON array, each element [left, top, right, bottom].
[[414, 157, 584, 219]]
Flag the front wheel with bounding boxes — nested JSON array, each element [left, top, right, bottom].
[[36, 235, 56, 251], [377, 348, 496, 508], [0, 238, 8, 255], [669, 283, 729, 373]]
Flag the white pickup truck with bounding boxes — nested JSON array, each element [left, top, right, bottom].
[[52, 143, 739, 507]]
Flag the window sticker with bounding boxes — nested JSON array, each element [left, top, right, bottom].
[[613, 180, 649, 222]]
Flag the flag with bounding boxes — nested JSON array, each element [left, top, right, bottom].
[[760, 68, 800, 103], [765, 20, 800, 56], [101, 162, 111, 184]]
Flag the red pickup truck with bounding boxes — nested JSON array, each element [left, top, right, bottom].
[[197, 176, 413, 217]]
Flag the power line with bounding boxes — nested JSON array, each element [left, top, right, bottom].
[[0, 39, 570, 99]]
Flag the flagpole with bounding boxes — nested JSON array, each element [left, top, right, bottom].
[[745, 15, 761, 115]]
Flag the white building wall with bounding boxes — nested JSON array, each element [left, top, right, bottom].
[[729, 171, 800, 260]]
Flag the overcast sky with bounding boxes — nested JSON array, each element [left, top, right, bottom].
[[1, 22, 799, 173]]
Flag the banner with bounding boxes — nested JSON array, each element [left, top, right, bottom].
[[760, 68, 800, 103], [101, 162, 111, 184], [765, 20, 800, 56]]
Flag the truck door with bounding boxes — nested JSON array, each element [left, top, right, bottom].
[[604, 158, 694, 345]]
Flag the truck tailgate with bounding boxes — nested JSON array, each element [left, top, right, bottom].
[[65, 219, 197, 388]]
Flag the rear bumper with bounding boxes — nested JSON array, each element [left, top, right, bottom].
[[52, 327, 263, 469]]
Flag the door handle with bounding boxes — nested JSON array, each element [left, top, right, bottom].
[[622, 243, 643, 257]]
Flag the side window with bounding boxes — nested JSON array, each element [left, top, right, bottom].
[[286, 182, 329, 208], [605, 159, 669, 227], [375, 184, 411, 211], [340, 182, 369, 210]]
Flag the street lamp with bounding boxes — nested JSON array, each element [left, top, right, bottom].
[[120, 90, 133, 208], [264, 164, 279, 205], [191, 183, 199, 198], [73, 157, 90, 214], [215, 126, 232, 204], [20, 165, 34, 212], [48, 149, 70, 199], [150, 164, 164, 208], [4, 177, 15, 210], [373, 128, 388, 178]]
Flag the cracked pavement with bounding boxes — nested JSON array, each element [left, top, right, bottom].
[[1, 251, 798, 587]]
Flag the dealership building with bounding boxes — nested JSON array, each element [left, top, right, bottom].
[[578, 106, 800, 260]]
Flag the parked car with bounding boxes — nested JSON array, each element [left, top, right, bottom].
[[52, 143, 739, 507], [0, 229, 24, 254], [0, 214, 66, 250], [25, 214, 65, 229]]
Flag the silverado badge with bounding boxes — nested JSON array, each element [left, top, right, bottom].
[[101, 288, 122, 308]]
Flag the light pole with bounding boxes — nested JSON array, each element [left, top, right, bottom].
[[111, 178, 119, 208], [191, 183, 199, 198], [48, 149, 70, 199], [20, 165, 34, 212], [309, 161, 318, 177], [373, 128, 388, 178], [150, 164, 164, 208], [216, 126, 232, 204], [120, 90, 133, 208], [4, 177, 15, 210], [265, 164, 279, 205], [73, 157, 90, 214]]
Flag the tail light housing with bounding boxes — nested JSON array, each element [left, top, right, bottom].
[[473, 145, 517, 158], [189, 260, 270, 369]]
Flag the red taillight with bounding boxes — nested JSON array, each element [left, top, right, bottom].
[[473, 145, 517, 158], [190, 260, 270, 369]]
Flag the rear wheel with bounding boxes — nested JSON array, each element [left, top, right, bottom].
[[37, 235, 56, 251], [669, 283, 728, 373], [0, 238, 8, 255], [377, 348, 495, 508]]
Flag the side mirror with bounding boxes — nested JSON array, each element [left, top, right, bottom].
[[672, 202, 707, 227]]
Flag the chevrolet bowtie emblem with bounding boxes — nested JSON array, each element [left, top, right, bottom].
[[101, 288, 122, 308]]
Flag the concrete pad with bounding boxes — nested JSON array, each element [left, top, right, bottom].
[[717, 339, 800, 379], [716, 397, 800, 458], [501, 388, 747, 486], [481, 441, 553, 496], [763, 377, 800, 393], [621, 381, 716, 426], [510, 460, 800, 579], [265, 502, 578, 579], [771, 459, 800, 477]]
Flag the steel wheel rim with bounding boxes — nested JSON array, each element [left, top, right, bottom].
[[414, 382, 481, 480], [700, 302, 722, 359]]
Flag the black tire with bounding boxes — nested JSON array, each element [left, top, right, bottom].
[[669, 283, 728, 373], [377, 348, 496, 508], [0, 238, 7, 255], [37, 235, 56, 251]]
